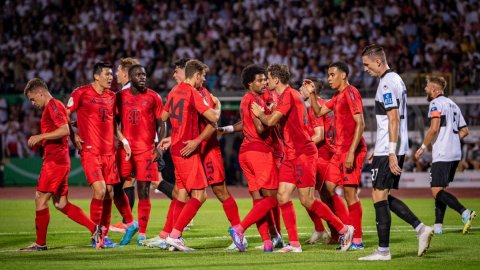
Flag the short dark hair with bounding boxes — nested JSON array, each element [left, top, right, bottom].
[[428, 76, 447, 91], [24, 78, 48, 96], [92, 62, 113, 79], [267, 64, 290, 84], [241, 64, 266, 89], [128, 64, 145, 78], [361, 44, 386, 63], [185, 59, 208, 79], [328, 62, 349, 77], [173, 58, 191, 69]]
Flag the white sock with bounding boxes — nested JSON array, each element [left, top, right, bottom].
[[378, 246, 390, 252], [434, 223, 442, 230], [415, 223, 425, 234]]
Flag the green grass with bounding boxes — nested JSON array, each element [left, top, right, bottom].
[[1, 198, 479, 269]]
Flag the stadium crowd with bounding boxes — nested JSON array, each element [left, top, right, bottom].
[[1, 0, 480, 175]]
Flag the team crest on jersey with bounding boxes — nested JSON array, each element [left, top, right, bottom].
[[203, 97, 209, 106], [383, 93, 393, 105], [67, 97, 74, 107]]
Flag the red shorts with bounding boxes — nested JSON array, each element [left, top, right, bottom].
[[172, 154, 208, 192], [325, 148, 366, 187], [279, 154, 317, 188], [118, 149, 158, 182], [37, 161, 69, 196], [80, 151, 120, 185], [239, 151, 278, 192], [316, 151, 334, 189], [201, 147, 225, 185]]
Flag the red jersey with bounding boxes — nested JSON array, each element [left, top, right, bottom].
[[67, 84, 116, 155], [117, 88, 163, 154], [197, 86, 220, 153], [239, 91, 273, 154], [324, 85, 366, 152], [316, 97, 336, 156], [261, 90, 284, 159], [41, 98, 69, 164], [164, 82, 210, 156], [274, 86, 317, 160]]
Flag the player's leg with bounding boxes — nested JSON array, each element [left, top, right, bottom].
[[111, 149, 136, 233], [431, 161, 476, 234], [136, 180, 151, 244], [305, 171, 329, 245], [211, 182, 241, 227], [20, 191, 52, 251], [344, 186, 363, 249], [275, 181, 299, 252]]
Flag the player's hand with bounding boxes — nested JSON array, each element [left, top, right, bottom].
[[180, 139, 200, 157], [302, 79, 315, 95], [27, 134, 43, 148], [414, 148, 424, 160], [73, 133, 84, 150], [345, 151, 355, 170], [251, 102, 264, 117], [159, 137, 171, 151], [367, 151, 374, 164], [217, 127, 227, 136], [388, 154, 402, 176], [122, 141, 131, 161], [211, 94, 221, 109], [152, 147, 161, 162]]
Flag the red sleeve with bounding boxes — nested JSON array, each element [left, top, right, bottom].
[[67, 88, 82, 112], [49, 101, 68, 128], [346, 86, 363, 115], [274, 91, 292, 116], [324, 95, 337, 110], [191, 88, 210, 114], [308, 107, 321, 128], [153, 92, 163, 119]]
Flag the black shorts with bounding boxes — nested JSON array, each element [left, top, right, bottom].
[[430, 161, 459, 187], [371, 155, 405, 190]]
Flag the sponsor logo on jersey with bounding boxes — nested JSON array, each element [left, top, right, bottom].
[[383, 93, 393, 105]]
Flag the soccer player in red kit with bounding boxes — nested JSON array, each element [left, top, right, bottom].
[[250, 64, 354, 253], [67, 62, 137, 248], [298, 83, 332, 245], [116, 64, 165, 245], [110, 57, 140, 235], [162, 59, 221, 251], [20, 78, 103, 251], [305, 62, 367, 249], [228, 65, 279, 252]]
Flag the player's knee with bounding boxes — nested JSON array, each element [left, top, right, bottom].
[[54, 201, 66, 210], [212, 187, 229, 202], [299, 196, 314, 208], [277, 192, 289, 204], [93, 188, 106, 199]]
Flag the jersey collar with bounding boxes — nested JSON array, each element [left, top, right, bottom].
[[380, 69, 394, 79]]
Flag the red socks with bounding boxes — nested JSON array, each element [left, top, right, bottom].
[[90, 198, 103, 225], [331, 194, 349, 223], [222, 195, 241, 227], [348, 201, 363, 243], [60, 202, 96, 233], [171, 198, 203, 238], [35, 208, 50, 246], [268, 205, 282, 235], [100, 199, 112, 235], [309, 199, 344, 232], [113, 189, 134, 224], [279, 201, 299, 243], [160, 199, 177, 238], [306, 208, 326, 232], [251, 199, 270, 241], [138, 199, 151, 234], [240, 196, 278, 231]]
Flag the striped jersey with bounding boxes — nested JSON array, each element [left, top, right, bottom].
[[374, 70, 409, 156], [428, 95, 467, 162]]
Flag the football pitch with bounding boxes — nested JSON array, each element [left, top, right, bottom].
[[1, 198, 479, 270]]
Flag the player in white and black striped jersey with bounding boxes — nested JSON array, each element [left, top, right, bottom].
[[358, 44, 434, 261], [415, 76, 476, 236]]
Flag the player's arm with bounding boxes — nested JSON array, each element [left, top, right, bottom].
[[218, 120, 243, 135], [67, 109, 83, 150], [251, 102, 283, 126], [115, 121, 131, 161], [386, 108, 402, 175], [27, 124, 69, 148], [414, 117, 439, 160], [459, 126, 469, 139], [345, 113, 365, 169], [180, 122, 216, 157], [161, 111, 170, 122], [312, 126, 324, 145], [309, 93, 331, 117]]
